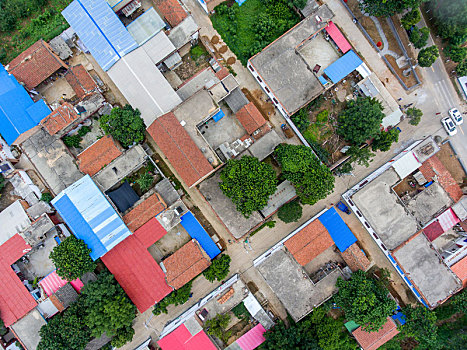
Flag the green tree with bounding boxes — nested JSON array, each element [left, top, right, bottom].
[[203, 254, 231, 282], [372, 129, 400, 152], [219, 156, 277, 217], [49, 236, 96, 281], [291, 107, 310, 132], [428, 0, 467, 45], [275, 144, 335, 205], [401, 8, 421, 29], [456, 59, 467, 77], [360, 0, 424, 17], [346, 146, 375, 168], [260, 320, 320, 350], [418, 45, 439, 67], [337, 97, 384, 145], [153, 282, 192, 315], [205, 314, 231, 343], [136, 172, 154, 192], [40, 192, 53, 203], [289, 0, 307, 10], [63, 135, 82, 148], [406, 107, 423, 125], [80, 272, 136, 347], [400, 305, 438, 348], [409, 27, 429, 49], [100, 105, 145, 148], [445, 45, 467, 63], [38, 303, 91, 350], [335, 271, 397, 332], [277, 200, 302, 223]]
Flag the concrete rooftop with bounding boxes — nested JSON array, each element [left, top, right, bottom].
[[393, 233, 462, 308], [199, 172, 263, 239], [246, 130, 283, 161], [249, 5, 334, 115], [256, 248, 342, 322], [352, 168, 418, 250], [11, 309, 46, 350]]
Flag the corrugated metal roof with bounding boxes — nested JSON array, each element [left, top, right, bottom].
[[0, 64, 51, 145], [318, 207, 357, 252], [158, 324, 217, 350], [141, 31, 176, 64], [180, 212, 220, 259], [127, 7, 166, 45], [51, 175, 132, 260], [323, 50, 363, 84], [325, 21, 352, 53], [235, 324, 266, 350], [62, 0, 138, 71], [391, 151, 421, 179]]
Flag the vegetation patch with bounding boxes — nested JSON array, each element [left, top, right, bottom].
[[211, 0, 300, 65], [277, 200, 302, 223], [153, 282, 192, 315], [203, 254, 231, 282]]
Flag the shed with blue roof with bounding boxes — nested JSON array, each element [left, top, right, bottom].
[[0, 65, 50, 145], [180, 212, 221, 259], [318, 207, 357, 252], [323, 50, 363, 84], [51, 175, 132, 260]]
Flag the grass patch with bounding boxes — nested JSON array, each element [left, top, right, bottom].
[[190, 44, 208, 61], [0, 0, 72, 64], [211, 0, 300, 65]]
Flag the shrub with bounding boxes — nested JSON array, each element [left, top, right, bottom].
[[232, 302, 250, 320], [291, 107, 310, 132], [407, 107, 423, 125], [316, 109, 329, 124], [418, 45, 439, 67], [40, 192, 53, 203], [401, 8, 421, 29], [203, 254, 231, 282], [190, 45, 206, 60], [77, 126, 91, 137], [63, 135, 82, 148], [205, 314, 231, 343], [136, 172, 154, 192], [278, 200, 302, 223], [409, 27, 429, 49]]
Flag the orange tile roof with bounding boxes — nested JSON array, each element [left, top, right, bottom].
[[215, 67, 230, 81], [155, 0, 188, 27], [451, 256, 467, 288], [123, 193, 167, 232], [147, 112, 214, 187], [164, 240, 211, 289], [419, 155, 463, 202], [8, 40, 67, 90], [40, 103, 79, 135], [284, 220, 334, 266], [340, 242, 371, 272], [217, 287, 234, 304], [352, 318, 399, 350], [65, 65, 98, 99], [77, 135, 122, 176], [236, 102, 267, 135]]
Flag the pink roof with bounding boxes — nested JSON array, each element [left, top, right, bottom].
[[424, 221, 444, 241], [0, 234, 37, 327], [101, 225, 172, 312], [39, 271, 84, 296], [424, 208, 460, 241], [158, 324, 217, 350], [325, 21, 352, 53], [236, 324, 266, 350]]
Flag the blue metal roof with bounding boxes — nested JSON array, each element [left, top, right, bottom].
[[323, 50, 363, 84], [212, 109, 225, 122], [51, 175, 132, 260], [180, 212, 220, 259], [62, 0, 138, 71], [318, 207, 357, 252], [0, 65, 50, 145]]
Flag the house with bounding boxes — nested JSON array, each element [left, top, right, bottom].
[[64, 65, 99, 99], [343, 137, 464, 308], [123, 193, 167, 232], [40, 102, 80, 136], [352, 318, 399, 350], [155, 0, 188, 28], [7, 39, 67, 90], [77, 135, 122, 176], [10, 309, 46, 350], [0, 64, 51, 145]]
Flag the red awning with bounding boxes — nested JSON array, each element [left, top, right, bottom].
[[325, 21, 352, 53]]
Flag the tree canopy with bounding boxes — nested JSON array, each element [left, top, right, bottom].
[[401, 8, 421, 29], [428, 0, 467, 46], [445, 45, 467, 63], [49, 236, 96, 281], [407, 107, 423, 125], [400, 305, 438, 348], [409, 27, 429, 49], [203, 254, 231, 282], [456, 59, 467, 77], [260, 320, 320, 350], [275, 144, 335, 205], [372, 129, 400, 152], [38, 303, 91, 350], [335, 270, 397, 332], [277, 200, 302, 223], [337, 97, 384, 145], [360, 0, 424, 17], [80, 272, 136, 347], [418, 45, 439, 67], [100, 104, 145, 148], [219, 156, 277, 217]]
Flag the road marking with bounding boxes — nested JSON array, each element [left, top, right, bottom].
[[458, 126, 464, 135], [440, 79, 455, 106], [431, 66, 435, 72]]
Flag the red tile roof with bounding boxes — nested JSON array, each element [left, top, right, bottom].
[[352, 318, 399, 350], [236, 102, 267, 135], [158, 324, 217, 350], [0, 235, 36, 327], [147, 112, 214, 187], [8, 40, 67, 90], [40, 103, 79, 135], [77, 135, 122, 176], [215, 67, 230, 80], [340, 242, 371, 272], [451, 256, 467, 288], [284, 220, 334, 266], [134, 217, 168, 248], [163, 240, 211, 289], [419, 155, 463, 202], [155, 0, 188, 27], [65, 65, 98, 99], [123, 193, 167, 232], [101, 231, 172, 312]]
